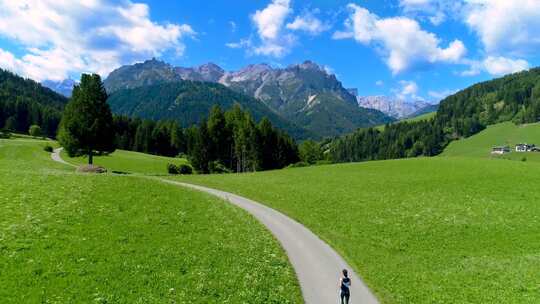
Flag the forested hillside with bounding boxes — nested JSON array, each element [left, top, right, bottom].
[[107, 81, 313, 140], [0, 69, 68, 137], [330, 68, 540, 162]]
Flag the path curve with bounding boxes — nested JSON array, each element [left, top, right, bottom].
[[159, 180, 379, 304], [51, 148, 77, 167], [50, 149, 379, 304]]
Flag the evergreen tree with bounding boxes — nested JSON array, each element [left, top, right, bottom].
[[58, 74, 115, 165], [299, 140, 323, 164], [189, 120, 211, 173]]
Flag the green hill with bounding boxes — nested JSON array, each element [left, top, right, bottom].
[[330, 67, 540, 163], [375, 111, 436, 131], [170, 157, 540, 304], [441, 121, 540, 161], [107, 81, 314, 140], [0, 138, 301, 303]]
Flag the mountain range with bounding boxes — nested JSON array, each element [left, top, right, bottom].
[[103, 59, 394, 138], [352, 94, 437, 119]]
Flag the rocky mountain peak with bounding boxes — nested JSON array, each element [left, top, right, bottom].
[[356, 95, 435, 119]]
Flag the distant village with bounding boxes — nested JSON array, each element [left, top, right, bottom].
[[492, 143, 539, 155]]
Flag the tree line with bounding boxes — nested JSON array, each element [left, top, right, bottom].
[[55, 73, 299, 173]]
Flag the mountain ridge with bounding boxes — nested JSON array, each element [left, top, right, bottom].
[[104, 59, 393, 138]]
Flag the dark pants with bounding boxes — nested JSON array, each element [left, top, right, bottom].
[[340, 291, 350, 304]]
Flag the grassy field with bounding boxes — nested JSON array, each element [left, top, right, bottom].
[[376, 111, 436, 131], [0, 139, 301, 303], [171, 158, 540, 303], [442, 121, 540, 162], [61, 148, 189, 175]]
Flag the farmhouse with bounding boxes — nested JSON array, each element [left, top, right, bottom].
[[491, 146, 510, 155], [515, 143, 536, 152]]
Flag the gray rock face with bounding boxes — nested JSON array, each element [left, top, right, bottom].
[[104, 58, 181, 94], [356, 95, 434, 119], [175, 62, 225, 83]]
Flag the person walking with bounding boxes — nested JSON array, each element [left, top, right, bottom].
[[339, 269, 351, 304]]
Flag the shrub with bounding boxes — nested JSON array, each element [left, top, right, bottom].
[[178, 164, 193, 175], [43, 145, 54, 153], [208, 161, 231, 174], [167, 163, 180, 174], [521, 156, 527, 162], [28, 125, 42, 137], [168, 163, 193, 175]]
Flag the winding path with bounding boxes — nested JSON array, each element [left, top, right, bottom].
[[51, 148, 76, 167], [51, 149, 379, 304]]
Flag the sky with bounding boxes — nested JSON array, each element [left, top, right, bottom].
[[0, 0, 539, 102]]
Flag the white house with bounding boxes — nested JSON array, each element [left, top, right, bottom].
[[515, 143, 536, 152], [491, 146, 510, 155]]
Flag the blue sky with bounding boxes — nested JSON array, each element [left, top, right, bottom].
[[0, 0, 539, 101]]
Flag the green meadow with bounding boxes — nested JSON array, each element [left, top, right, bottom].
[[0, 139, 301, 303], [60, 148, 189, 175], [376, 111, 436, 131], [442, 121, 540, 161], [171, 158, 540, 303]]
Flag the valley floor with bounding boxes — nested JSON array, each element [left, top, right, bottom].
[[169, 157, 540, 303], [0, 139, 301, 303]]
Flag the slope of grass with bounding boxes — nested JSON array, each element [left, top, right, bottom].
[[442, 121, 540, 161], [170, 158, 540, 304], [0, 138, 301, 303], [61, 148, 189, 175], [375, 111, 436, 131], [404, 111, 436, 123]]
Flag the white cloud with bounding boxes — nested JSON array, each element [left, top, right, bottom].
[[334, 4, 466, 74], [0, 0, 195, 81], [252, 0, 291, 40], [226, 38, 251, 49], [375, 80, 384, 86], [482, 56, 529, 76], [461, 56, 529, 77], [465, 0, 540, 55], [249, 0, 295, 57], [286, 12, 328, 35], [395, 80, 424, 100], [398, 0, 462, 26]]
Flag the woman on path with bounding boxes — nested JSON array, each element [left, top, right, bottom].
[[339, 269, 351, 304]]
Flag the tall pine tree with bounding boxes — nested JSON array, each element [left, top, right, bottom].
[[58, 74, 115, 165]]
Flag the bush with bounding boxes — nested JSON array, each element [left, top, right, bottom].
[[28, 125, 42, 137], [178, 164, 193, 175], [167, 163, 193, 175], [521, 156, 527, 162], [167, 163, 180, 174], [43, 145, 54, 152], [208, 161, 231, 174]]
